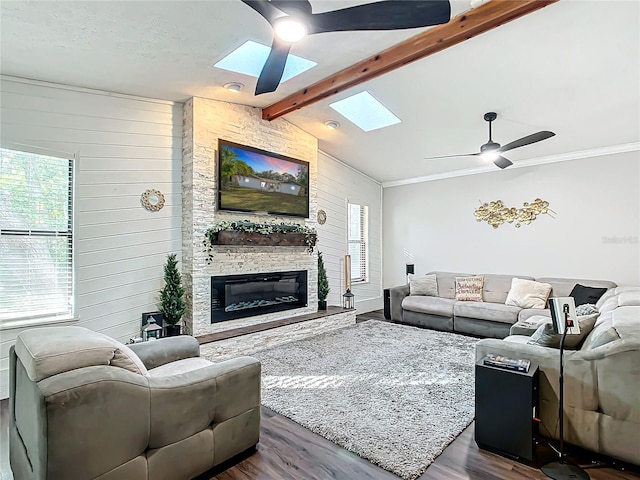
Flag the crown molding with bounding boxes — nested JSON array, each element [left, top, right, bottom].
[[382, 142, 640, 188]]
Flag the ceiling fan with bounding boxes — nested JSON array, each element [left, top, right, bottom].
[[240, 0, 452, 95], [424, 112, 556, 169]]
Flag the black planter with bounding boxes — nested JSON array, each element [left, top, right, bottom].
[[318, 300, 327, 310], [164, 325, 182, 337]]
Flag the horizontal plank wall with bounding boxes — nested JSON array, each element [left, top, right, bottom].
[[383, 151, 640, 288], [0, 76, 183, 398], [316, 151, 383, 313]]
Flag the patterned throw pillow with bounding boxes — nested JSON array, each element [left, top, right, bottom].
[[455, 276, 484, 302], [408, 273, 438, 296], [505, 278, 552, 309]]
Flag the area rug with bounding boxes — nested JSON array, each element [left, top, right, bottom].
[[247, 320, 478, 480]]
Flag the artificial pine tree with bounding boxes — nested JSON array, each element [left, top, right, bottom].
[[159, 253, 186, 334], [317, 251, 330, 309]]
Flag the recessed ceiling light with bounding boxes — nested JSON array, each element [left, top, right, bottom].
[[214, 40, 316, 83], [329, 91, 401, 132], [324, 120, 340, 129], [223, 82, 243, 92]]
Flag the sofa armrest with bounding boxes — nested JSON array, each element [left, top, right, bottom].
[[147, 356, 261, 448], [390, 284, 410, 322], [129, 335, 200, 369]]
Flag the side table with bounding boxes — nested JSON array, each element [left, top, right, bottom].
[[475, 358, 540, 464]]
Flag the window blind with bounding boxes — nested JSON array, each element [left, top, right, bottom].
[[348, 203, 368, 283], [0, 148, 74, 323]]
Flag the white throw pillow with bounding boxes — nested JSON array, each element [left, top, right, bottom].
[[505, 278, 552, 309], [408, 273, 438, 296]]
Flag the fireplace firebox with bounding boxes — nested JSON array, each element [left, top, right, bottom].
[[211, 270, 308, 323]]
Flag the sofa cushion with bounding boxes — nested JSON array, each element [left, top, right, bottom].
[[454, 301, 522, 324], [527, 313, 598, 349], [455, 276, 484, 302], [570, 284, 608, 306], [505, 278, 552, 309], [584, 327, 621, 350], [518, 308, 551, 322], [535, 277, 616, 298], [148, 357, 213, 376], [428, 272, 474, 300], [408, 273, 438, 296], [15, 326, 116, 382], [402, 295, 456, 317], [482, 274, 535, 304]]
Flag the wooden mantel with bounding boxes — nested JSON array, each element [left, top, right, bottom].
[[262, 0, 559, 121]]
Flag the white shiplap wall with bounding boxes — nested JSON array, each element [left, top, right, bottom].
[[316, 151, 383, 313], [0, 76, 183, 398]]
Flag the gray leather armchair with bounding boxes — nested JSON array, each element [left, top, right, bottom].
[[9, 326, 261, 480]]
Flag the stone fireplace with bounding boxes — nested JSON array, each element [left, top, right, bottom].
[[182, 97, 318, 337]]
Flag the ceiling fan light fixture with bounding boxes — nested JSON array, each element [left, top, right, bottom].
[[274, 16, 307, 43], [223, 82, 244, 92]]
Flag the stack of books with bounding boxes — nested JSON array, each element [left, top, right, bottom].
[[483, 354, 531, 373]]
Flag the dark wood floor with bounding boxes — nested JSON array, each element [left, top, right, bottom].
[[2, 311, 638, 480]]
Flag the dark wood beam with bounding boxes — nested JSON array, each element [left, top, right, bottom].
[[262, 0, 559, 121]]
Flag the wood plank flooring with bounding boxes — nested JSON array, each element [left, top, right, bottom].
[[1, 311, 638, 480]]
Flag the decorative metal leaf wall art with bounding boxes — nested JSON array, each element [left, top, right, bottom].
[[474, 198, 554, 228]]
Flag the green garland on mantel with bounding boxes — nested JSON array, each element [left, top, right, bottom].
[[204, 220, 317, 262]]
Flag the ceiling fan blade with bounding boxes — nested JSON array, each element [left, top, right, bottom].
[[424, 152, 479, 160], [255, 38, 292, 95], [269, 0, 313, 18], [240, 0, 282, 24], [493, 155, 513, 169], [308, 1, 451, 34], [498, 131, 555, 153]]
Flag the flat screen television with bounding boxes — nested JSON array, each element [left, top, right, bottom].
[[217, 139, 310, 218]]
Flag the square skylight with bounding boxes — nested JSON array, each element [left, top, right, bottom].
[[329, 91, 401, 132], [214, 40, 316, 83]]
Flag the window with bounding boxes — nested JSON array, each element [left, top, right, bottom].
[[348, 203, 368, 283], [0, 147, 75, 324]]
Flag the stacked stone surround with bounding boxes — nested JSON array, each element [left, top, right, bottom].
[[182, 97, 319, 337]]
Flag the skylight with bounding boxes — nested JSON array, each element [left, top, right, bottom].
[[214, 40, 316, 83], [329, 91, 401, 132]]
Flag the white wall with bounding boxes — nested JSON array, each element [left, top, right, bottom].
[[0, 77, 183, 398], [316, 151, 383, 313], [383, 151, 640, 288]]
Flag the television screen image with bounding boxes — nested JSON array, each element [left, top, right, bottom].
[[217, 140, 309, 218]]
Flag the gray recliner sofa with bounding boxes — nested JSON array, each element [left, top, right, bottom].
[[476, 286, 640, 465], [389, 271, 617, 338], [9, 326, 261, 480]]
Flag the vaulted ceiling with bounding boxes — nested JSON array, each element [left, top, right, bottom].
[[1, 0, 638, 184]]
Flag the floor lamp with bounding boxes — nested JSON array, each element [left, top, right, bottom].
[[541, 297, 590, 480]]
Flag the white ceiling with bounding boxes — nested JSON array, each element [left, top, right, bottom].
[[1, 0, 638, 183]]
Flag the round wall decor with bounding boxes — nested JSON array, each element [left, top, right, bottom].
[[317, 209, 327, 225], [141, 189, 165, 212]]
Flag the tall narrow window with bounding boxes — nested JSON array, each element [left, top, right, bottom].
[[0, 147, 74, 324], [348, 203, 368, 283]]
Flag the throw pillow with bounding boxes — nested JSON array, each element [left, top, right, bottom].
[[527, 313, 598, 349], [585, 326, 620, 350], [455, 276, 484, 302], [505, 278, 552, 309], [408, 273, 438, 296], [575, 303, 598, 316], [570, 284, 608, 306]]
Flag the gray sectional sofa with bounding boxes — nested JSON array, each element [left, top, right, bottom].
[[476, 286, 640, 465], [389, 271, 617, 339]]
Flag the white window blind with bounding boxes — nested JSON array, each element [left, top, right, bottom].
[[348, 203, 368, 283], [0, 147, 74, 323]]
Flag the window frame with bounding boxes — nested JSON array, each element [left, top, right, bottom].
[[347, 202, 369, 284], [0, 143, 77, 329]]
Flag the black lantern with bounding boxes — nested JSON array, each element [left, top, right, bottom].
[[342, 289, 355, 310]]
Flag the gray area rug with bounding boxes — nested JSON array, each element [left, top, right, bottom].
[[249, 320, 478, 480]]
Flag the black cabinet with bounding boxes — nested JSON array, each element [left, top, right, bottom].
[[383, 288, 391, 320], [475, 360, 539, 464]]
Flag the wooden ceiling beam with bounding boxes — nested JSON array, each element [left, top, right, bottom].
[[262, 0, 559, 121]]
